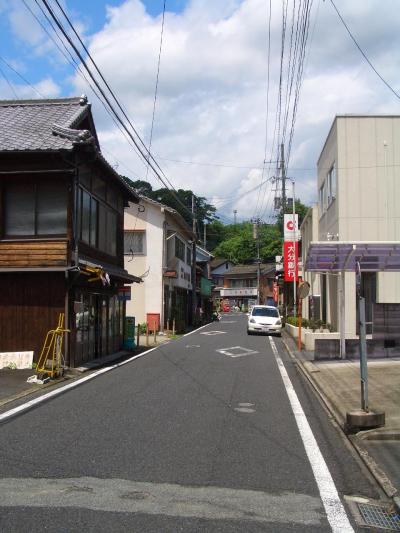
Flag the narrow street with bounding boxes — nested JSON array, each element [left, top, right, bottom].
[[0, 314, 379, 532]]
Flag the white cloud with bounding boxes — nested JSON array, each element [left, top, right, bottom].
[[64, 0, 400, 221]]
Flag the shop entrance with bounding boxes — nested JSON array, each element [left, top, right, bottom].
[[73, 291, 123, 366]]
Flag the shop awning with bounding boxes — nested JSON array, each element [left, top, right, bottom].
[[79, 258, 142, 284], [305, 241, 400, 273]]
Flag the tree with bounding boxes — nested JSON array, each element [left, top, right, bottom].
[[120, 178, 218, 237], [204, 220, 226, 251], [120, 177, 153, 197], [213, 223, 256, 263]]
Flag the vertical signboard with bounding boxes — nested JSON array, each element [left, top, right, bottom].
[[273, 281, 279, 303], [284, 241, 298, 281], [283, 214, 299, 241]]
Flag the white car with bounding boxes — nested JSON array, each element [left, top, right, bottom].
[[247, 305, 282, 336]]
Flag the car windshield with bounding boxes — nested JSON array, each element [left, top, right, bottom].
[[252, 307, 279, 317]]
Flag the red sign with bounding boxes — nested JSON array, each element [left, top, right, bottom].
[[118, 286, 131, 301], [284, 241, 298, 281], [273, 281, 279, 303]]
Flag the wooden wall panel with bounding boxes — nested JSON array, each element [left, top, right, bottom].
[[0, 240, 68, 267], [0, 273, 65, 361]]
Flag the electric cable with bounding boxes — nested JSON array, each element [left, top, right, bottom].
[[330, 0, 400, 101], [39, 0, 195, 222], [0, 65, 18, 98], [0, 55, 45, 98], [146, 0, 166, 180]]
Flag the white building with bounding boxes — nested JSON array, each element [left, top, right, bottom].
[[301, 115, 400, 356], [124, 197, 194, 332]]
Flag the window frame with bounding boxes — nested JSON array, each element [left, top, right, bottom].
[[3, 180, 68, 238], [327, 164, 336, 205], [124, 230, 146, 256], [175, 236, 185, 261]]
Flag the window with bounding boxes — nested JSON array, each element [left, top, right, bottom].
[[327, 164, 336, 204], [78, 189, 98, 247], [124, 231, 145, 255], [230, 278, 256, 288], [252, 307, 279, 318], [175, 236, 185, 261], [186, 246, 192, 265], [319, 181, 328, 215], [78, 186, 117, 256], [81, 189, 91, 243], [4, 181, 67, 236], [106, 210, 117, 256]]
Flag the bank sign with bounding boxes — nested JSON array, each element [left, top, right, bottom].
[[283, 214, 300, 241], [284, 241, 298, 281]]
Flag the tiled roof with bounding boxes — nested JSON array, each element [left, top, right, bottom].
[[0, 97, 91, 152]]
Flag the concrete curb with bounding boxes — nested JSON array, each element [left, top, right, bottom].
[[281, 334, 399, 501]]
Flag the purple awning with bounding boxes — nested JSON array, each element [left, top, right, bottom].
[[305, 241, 400, 272]]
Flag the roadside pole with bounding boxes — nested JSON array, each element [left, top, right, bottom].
[[292, 179, 296, 317], [191, 194, 197, 326]]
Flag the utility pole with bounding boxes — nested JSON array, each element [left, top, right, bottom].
[[203, 222, 207, 249], [233, 209, 237, 225], [191, 194, 197, 325], [280, 143, 286, 214], [252, 218, 261, 305]]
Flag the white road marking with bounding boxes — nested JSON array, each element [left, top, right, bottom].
[[1, 322, 210, 423], [268, 337, 354, 533], [216, 346, 259, 358], [234, 407, 256, 413], [185, 345, 201, 348], [200, 331, 226, 336], [0, 347, 160, 423]]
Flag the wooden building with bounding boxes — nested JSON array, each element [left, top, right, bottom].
[[0, 96, 141, 367]]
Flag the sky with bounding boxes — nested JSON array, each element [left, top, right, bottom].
[[1, 0, 400, 223]]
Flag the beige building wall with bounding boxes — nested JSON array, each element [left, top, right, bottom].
[[315, 115, 400, 335], [124, 200, 164, 325], [301, 205, 321, 320]]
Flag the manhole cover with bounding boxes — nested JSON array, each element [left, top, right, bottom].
[[357, 502, 400, 531]]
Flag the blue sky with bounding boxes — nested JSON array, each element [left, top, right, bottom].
[[1, 0, 400, 221], [0, 0, 188, 97]]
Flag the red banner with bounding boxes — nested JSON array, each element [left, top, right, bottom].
[[273, 281, 279, 303], [284, 241, 298, 281]]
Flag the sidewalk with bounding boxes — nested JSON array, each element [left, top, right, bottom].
[[282, 332, 400, 505], [0, 334, 172, 409]]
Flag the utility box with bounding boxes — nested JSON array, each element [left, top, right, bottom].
[[146, 313, 160, 332], [124, 316, 136, 350]]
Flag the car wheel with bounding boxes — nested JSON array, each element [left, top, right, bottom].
[[247, 330, 252, 335]]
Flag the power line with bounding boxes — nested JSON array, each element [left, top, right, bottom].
[[0, 65, 18, 98], [330, 0, 400, 101], [0, 56, 45, 98], [146, 0, 166, 180], [27, 0, 150, 169], [253, 0, 272, 218], [39, 0, 195, 222]]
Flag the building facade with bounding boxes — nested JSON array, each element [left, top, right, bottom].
[[124, 196, 194, 332], [0, 97, 140, 367], [302, 115, 400, 342], [219, 264, 276, 310]]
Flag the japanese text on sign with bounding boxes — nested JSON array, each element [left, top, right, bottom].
[[284, 241, 298, 281]]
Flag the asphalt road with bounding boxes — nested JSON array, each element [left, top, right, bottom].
[[0, 314, 380, 532]]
